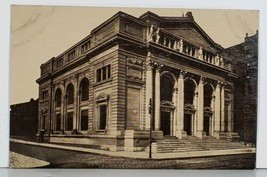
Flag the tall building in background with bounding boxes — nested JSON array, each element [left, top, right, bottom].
[[36, 11, 250, 152], [225, 32, 258, 145]]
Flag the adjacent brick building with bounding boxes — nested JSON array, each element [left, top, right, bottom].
[[225, 32, 258, 145], [10, 99, 39, 138]]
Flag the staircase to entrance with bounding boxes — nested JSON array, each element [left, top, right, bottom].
[[147, 136, 249, 153]]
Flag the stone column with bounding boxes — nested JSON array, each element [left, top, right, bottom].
[[228, 94, 234, 132], [193, 92, 198, 136], [197, 77, 204, 139], [173, 87, 178, 136], [211, 95, 215, 136], [62, 93, 65, 131], [154, 64, 163, 131], [220, 83, 225, 132], [227, 102, 231, 132], [214, 82, 221, 138], [176, 70, 186, 139], [75, 90, 80, 130], [145, 57, 154, 130]]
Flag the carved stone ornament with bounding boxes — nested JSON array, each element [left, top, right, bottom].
[[127, 57, 143, 66]]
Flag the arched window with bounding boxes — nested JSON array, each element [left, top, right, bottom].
[[66, 84, 74, 105], [55, 89, 62, 107], [80, 78, 89, 101], [184, 79, 196, 105], [160, 73, 175, 102], [204, 84, 213, 107]]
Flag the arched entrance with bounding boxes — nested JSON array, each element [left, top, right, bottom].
[[184, 78, 197, 136], [160, 73, 176, 136], [204, 84, 214, 136]]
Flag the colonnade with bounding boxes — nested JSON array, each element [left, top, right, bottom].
[[145, 58, 233, 139]]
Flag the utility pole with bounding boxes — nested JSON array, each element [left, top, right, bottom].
[[149, 98, 153, 159]]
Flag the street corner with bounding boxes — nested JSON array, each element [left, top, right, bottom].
[[9, 151, 49, 168]]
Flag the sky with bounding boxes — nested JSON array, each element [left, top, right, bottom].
[[10, 6, 259, 105]]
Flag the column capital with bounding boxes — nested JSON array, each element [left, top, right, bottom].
[[146, 60, 154, 71], [216, 81, 226, 88], [179, 70, 187, 79], [199, 76, 206, 84], [154, 62, 164, 71]]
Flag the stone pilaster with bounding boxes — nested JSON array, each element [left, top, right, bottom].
[[220, 83, 225, 132], [154, 63, 163, 131], [176, 70, 186, 139], [173, 87, 178, 136], [75, 89, 80, 130], [211, 95, 215, 136], [214, 81, 221, 137], [197, 77, 205, 139], [145, 53, 154, 130]]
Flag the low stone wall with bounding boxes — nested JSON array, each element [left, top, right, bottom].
[[49, 134, 124, 151]]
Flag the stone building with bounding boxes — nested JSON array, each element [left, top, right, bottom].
[[225, 32, 258, 145], [36, 11, 241, 151]]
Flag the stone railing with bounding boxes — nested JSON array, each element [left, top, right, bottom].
[[147, 25, 228, 70]]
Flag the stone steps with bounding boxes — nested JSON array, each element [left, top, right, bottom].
[[147, 136, 247, 153]]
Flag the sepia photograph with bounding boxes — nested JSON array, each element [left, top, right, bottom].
[[9, 5, 258, 169]]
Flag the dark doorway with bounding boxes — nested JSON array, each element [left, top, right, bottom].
[[56, 114, 61, 131], [184, 114, 192, 136], [161, 111, 171, 136], [99, 105, 107, 130], [80, 110, 88, 131], [204, 116, 210, 136]]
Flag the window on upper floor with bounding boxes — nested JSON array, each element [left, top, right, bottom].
[[81, 41, 91, 54], [67, 50, 76, 62], [66, 84, 74, 105], [80, 78, 89, 101], [96, 64, 111, 82], [55, 89, 62, 107], [42, 90, 49, 100], [56, 58, 63, 68]]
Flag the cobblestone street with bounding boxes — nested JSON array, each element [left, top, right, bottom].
[[10, 142, 255, 169]]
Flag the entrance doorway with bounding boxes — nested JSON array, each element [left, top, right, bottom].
[[204, 116, 210, 136], [184, 114, 192, 136], [161, 111, 171, 136]]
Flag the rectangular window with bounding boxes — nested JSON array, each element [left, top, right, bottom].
[[96, 64, 111, 82], [102, 67, 107, 80], [66, 112, 73, 131], [107, 65, 111, 78], [56, 58, 63, 68], [67, 50, 76, 61], [99, 105, 107, 130], [96, 68, 102, 82], [56, 114, 61, 131], [80, 110, 88, 130], [42, 90, 48, 100], [81, 41, 91, 54]]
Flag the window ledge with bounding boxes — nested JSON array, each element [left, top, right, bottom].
[[93, 78, 113, 87]]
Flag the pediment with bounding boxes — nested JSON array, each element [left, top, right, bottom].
[[184, 103, 196, 111], [95, 93, 109, 102], [204, 106, 213, 113], [160, 100, 175, 109], [166, 28, 218, 53]]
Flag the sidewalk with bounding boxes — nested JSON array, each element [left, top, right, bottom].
[[10, 138, 256, 160], [9, 151, 49, 168]]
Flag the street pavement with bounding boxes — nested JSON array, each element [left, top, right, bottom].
[[10, 142, 255, 169]]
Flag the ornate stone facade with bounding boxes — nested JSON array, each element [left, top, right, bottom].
[[37, 11, 241, 152]]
